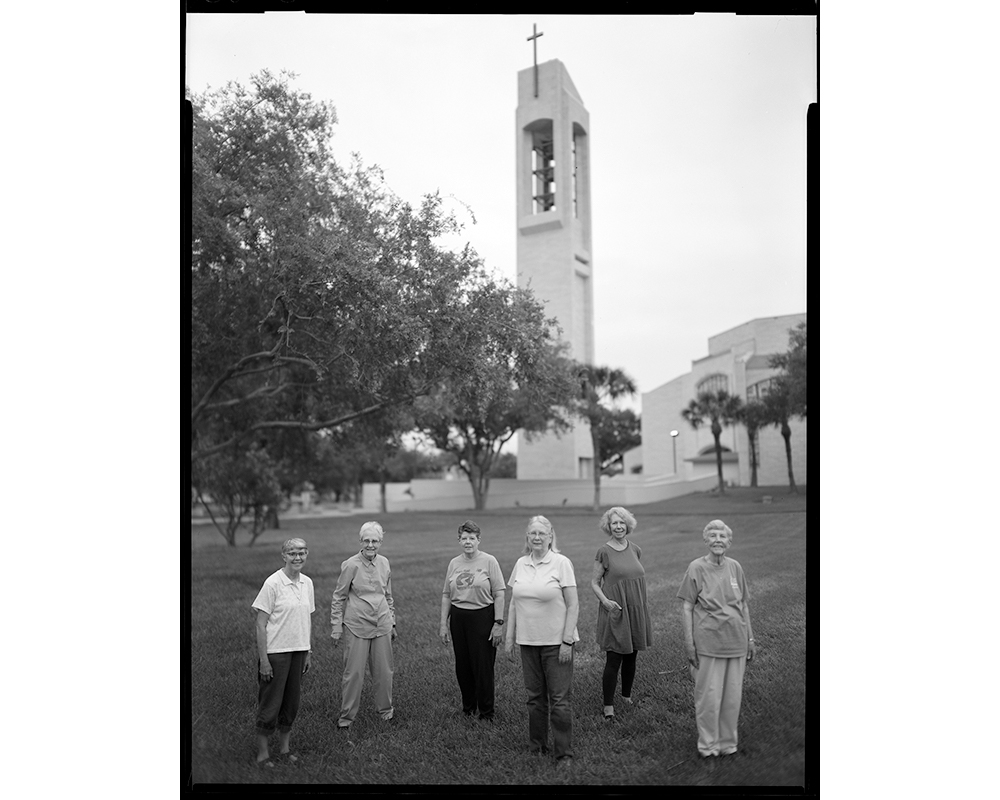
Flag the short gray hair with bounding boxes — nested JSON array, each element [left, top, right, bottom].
[[359, 521, 385, 541], [702, 519, 732, 542], [281, 538, 308, 554]]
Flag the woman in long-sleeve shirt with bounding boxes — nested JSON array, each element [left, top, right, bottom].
[[330, 521, 396, 729]]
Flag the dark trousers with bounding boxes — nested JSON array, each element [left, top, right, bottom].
[[520, 644, 574, 759], [602, 650, 638, 705], [256, 650, 307, 734], [449, 604, 497, 718]]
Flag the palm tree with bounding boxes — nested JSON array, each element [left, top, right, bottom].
[[738, 399, 769, 488], [681, 389, 744, 494], [763, 379, 798, 494], [577, 364, 638, 510]]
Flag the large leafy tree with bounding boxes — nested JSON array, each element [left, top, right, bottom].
[[596, 408, 642, 477], [415, 283, 578, 511], [576, 365, 638, 509], [190, 72, 544, 536], [191, 445, 283, 547], [681, 389, 744, 494], [769, 321, 807, 417]]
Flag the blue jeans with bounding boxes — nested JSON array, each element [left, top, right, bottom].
[[520, 645, 574, 759]]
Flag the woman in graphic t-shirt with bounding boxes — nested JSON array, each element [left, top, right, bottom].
[[677, 519, 757, 758], [439, 520, 506, 721]]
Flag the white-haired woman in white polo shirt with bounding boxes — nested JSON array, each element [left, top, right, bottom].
[[505, 516, 580, 767], [251, 537, 315, 766]]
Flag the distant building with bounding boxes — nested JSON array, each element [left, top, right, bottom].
[[640, 314, 807, 488]]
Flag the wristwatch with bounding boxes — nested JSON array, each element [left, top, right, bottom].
[[562, 640, 574, 646], [493, 619, 504, 625]]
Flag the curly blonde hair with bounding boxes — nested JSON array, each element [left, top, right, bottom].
[[599, 507, 637, 536]]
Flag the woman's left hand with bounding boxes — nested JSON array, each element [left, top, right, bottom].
[[489, 624, 503, 648], [558, 643, 573, 664], [747, 639, 757, 662], [391, 627, 397, 642], [303, 652, 311, 675]]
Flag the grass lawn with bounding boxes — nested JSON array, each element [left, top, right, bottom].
[[188, 486, 808, 788]]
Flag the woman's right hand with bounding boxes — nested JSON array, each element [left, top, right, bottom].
[[505, 640, 516, 662], [331, 633, 341, 648], [603, 600, 622, 613], [685, 643, 699, 670], [259, 656, 273, 681], [439, 626, 451, 645]]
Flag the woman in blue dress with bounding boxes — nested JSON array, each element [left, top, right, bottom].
[[590, 506, 652, 721]]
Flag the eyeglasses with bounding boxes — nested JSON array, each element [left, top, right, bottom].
[[361, 539, 382, 546], [285, 550, 308, 558]]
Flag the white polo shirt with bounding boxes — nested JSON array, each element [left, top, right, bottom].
[[252, 569, 316, 653], [508, 551, 579, 646]]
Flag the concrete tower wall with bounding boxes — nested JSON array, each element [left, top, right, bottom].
[[515, 60, 595, 480]]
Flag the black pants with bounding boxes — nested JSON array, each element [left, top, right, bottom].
[[602, 650, 638, 706], [256, 650, 307, 734], [449, 604, 497, 718]]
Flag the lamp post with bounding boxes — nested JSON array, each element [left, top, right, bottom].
[[670, 430, 679, 475]]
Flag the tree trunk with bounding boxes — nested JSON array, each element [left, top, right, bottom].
[[591, 426, 602, 510], [379, 467, 388, 514], [749, 428, 759, 488], [781, 419, 798, 493], [712, 423, 725, 494], [469, 473, 486, 511]]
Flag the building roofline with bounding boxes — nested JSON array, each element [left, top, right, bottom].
[[709, 312, 806, 341]]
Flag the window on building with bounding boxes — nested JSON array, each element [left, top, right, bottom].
[[747, 379, 773, 401], [697, 373, 729, 395], [531, 128, 555, 213], [571, 134, 578, 219]]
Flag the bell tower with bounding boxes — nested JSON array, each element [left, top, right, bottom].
[[515, 56, 595, 480]]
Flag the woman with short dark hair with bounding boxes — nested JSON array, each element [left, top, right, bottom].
[[439, 520, 506, 721]]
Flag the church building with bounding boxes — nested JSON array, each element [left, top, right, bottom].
[[638, 313, 807, 489]]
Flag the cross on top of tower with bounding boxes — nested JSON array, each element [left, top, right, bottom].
[[527, 23, 544, 98]]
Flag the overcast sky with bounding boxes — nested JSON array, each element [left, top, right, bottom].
[[186, 12, 815, 409]]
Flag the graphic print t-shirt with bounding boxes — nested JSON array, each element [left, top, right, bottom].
[[443, 552, 506, 609]]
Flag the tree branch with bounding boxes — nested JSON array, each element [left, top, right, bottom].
[[191, 337, 286, 423]]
